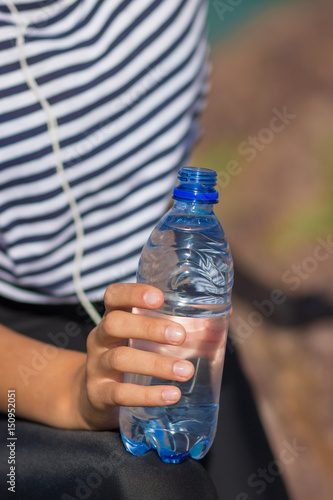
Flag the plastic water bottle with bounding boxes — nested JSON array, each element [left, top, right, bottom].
[[119, 167, 233, 464]]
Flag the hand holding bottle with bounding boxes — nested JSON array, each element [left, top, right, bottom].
[[76, 283, 194, 430]]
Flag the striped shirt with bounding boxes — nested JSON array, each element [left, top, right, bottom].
[[0, 0, 209, 304]]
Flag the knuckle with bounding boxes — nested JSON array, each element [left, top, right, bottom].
[[86, 328, 96, 352], [85, 378, 98, 407], [164, 358, 175, 377], [104, 283, 124, 306], [112, 384, 126, 406], [103, 311, 116, 333], [143, 317, 165, 342], [153, 355, 163, 374], [109, 346, 128, 369], [152, 355, 172, 378], [142, 388, 154, 406], [103, 285, 114, 305], [144, 317, 156, 341]]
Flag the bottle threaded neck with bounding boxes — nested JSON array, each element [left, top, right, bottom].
[[172, 167, 218, 203]]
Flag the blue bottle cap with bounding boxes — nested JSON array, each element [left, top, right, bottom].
[[172, 167, 219, 203]]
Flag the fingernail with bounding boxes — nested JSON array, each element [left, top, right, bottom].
[[162, 388, 179, 402], [144, 291, 160, 306], [173, 361, 193, 378], [165, 326, 184, 344]]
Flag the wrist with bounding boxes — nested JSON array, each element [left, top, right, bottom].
[[48, 348, 87, 429]]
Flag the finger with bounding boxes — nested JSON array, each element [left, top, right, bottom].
[[97, 310, 185, 347], [104, 283, 164, 313], [100, 346, 194, 382], [101, 381, 182, 407]]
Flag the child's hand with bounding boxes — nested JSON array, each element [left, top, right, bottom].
[[76, 283, 194, 430]]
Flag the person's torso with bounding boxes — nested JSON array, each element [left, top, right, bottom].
[[0, 0, 209, 303]]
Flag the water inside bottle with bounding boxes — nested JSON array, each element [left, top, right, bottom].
[[119, 311, 228, 463]]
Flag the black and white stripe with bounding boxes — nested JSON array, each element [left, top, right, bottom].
[[0, 0, 209, 304]]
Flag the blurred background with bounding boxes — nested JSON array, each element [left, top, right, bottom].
[[193, 1, 333, 499]]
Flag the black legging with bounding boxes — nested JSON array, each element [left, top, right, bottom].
[[0, 297, 289, 500]]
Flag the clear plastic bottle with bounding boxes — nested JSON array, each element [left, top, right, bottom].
[[119, 167, 233, 464]]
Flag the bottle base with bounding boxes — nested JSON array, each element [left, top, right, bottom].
[[120, 430, 211, 464], [119, 404, 218, 463]]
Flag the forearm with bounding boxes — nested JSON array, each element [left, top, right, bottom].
[[0, 323, 87, 429]]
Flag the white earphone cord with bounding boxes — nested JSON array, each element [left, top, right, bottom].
[[6, 0, 102, 325]]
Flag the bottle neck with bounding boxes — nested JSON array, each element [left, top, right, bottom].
[[172, 199, 215, 215]]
